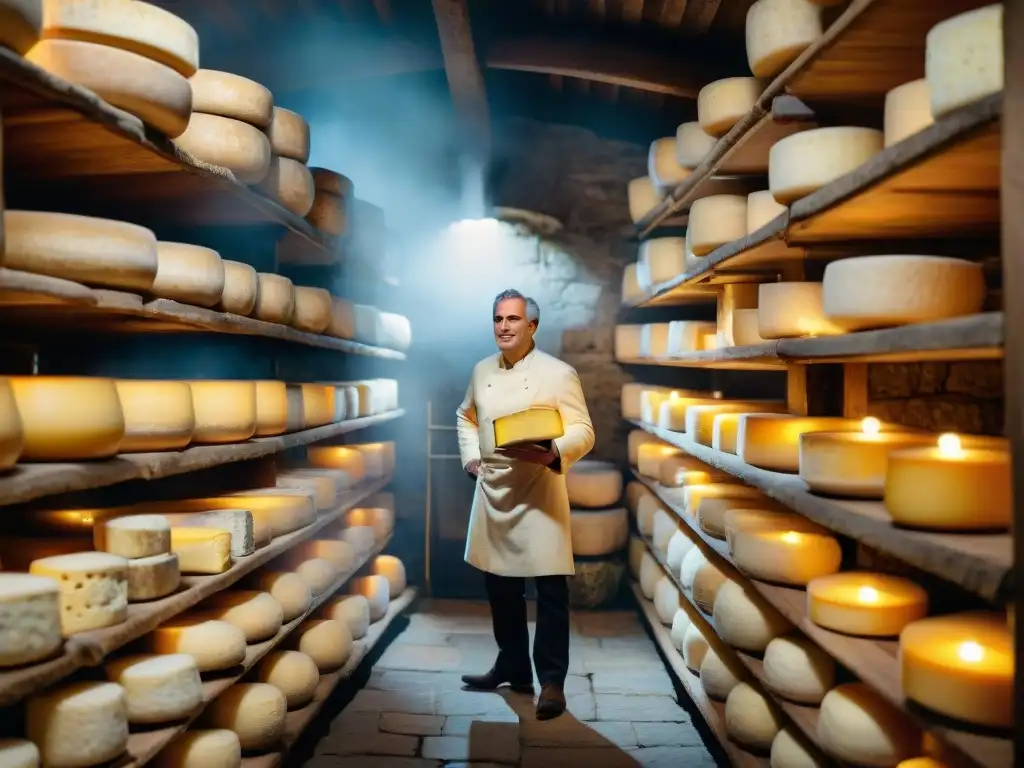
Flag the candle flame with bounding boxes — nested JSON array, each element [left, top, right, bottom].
[[780, 531, 802, 544], [857, 586, 880, 603], [860, 417, 881, 436], [957, 640, 985, 663], [669, 391, 681, 401], [937, 433, 963, 458]]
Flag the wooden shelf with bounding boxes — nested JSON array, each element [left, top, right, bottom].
[[626, 421, 1012, 603], [0, 409, 405, 508], [0, 474, 395, 706]]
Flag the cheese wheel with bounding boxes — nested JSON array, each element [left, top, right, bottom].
[[294, 541, 353, 575], [30, 552, 128, 636], [310, 168, 353, 197], [675, 121, 717, 168], [0, 573, 62, 667], [378, 312, 412, 351], [627, 176, 665, 224], [737, 413, 861, 471], [822, 255, 985, 331], [266, 107, 310, 163], [731, 309, 766, 347], [625, 479, 649, 512], [257, 156, 315, 217], [667, 320, 718, 355], [648, 137, 691, 188], [818, 684, 920, 766], [95, 514, 170, 559], [254, 273, 295, 324], [747, 190, 786, 234], [26, 681, 128, 768], [40, 0, 198, 76], [257, 650, 319, 709], [350, 575, 389, 622], [0, 380, 23, 471], [159, 509, 252, 557], [150, 617, 246, 671], [670, 609, 691, 651], [698, 497, 781, 540], [340, 526, 375, 555], [290, 618, 352, 671], [762, 636, 835, 704], [152, 730, 240, 768], [305, 190, 347, 236], [772, 729, 827, 768], [189, 69, 273, 127], [250, 571, 311, 622], [639, 322, 670, 358], [638, 551, 661, 599], [170, 527, 232, 574], [731, 529, 842, 586], [926, 5, 1003, 119], [681, 623, 708, 672], [724, 509, 828, 549], [346, 506, 393, 542], [769, 127, 884, 204], [651, 507, 680, 554], [678, 547, 707, 595], [757, 281, 842, 339], [275, 474, 335, 511], [713, 579, 791, 652], [698, 77, 763, 137], [0, 0, 41, 53], [637, 238, 686, 290], [683, 483, 764, 518], [699, 647, 744, 701], [0, 740, 39, 768], [105, 653, 202, 724], [666, 530, 695, 573], [745, 0, 823, 78], [688, 194, 748, 256], [725, 683, 782, 750], [692, 560, 729, 614], [26, 39, 191, 136], [187, 380, 257, 444], [628, 536, 646, 577], [291, 557, 337, 596], [174, 113, 272, 183], [201, 683, 286, 750], [636, 494, 662, 538], [114, 379, 194, 451], [127, 553, 180, 601], [615, 325, 642, 362], [686, 402, 785, 447], [322, 595, 370, 640], [220, 260, 258, 316], [566, 460, 622, 508], [4, 210, 158, 291], [884, 79, 934, 147], [659, 455, 725, 488], [621, 262, 643, 305], [252, 380, 287, 437], [197, 591, 284, 643], [570, 508, 629, 557], [653, 576, 681, 625]]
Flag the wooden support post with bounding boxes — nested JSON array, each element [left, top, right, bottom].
[[842, 363, 869, 419], [787, 364, 844, 417]]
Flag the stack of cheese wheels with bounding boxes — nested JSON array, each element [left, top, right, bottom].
[[151, 242, 226, 308], [627, 176, 666, 224], [30, 0, 196, 137], [259, 107, 315, 217], [566, 461, 627, 608], [94, 515, 181, 601], [27, 681, 130, 767], [1, 0, 41, 54], [105, 653, 203, 725], [176, 69, 273, 183], [306, 168, 353, 236]]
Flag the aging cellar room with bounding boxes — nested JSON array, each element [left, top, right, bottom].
[[0, 0, 1016, 767]]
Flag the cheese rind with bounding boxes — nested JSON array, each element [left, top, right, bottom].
[[757, 281, 842, 339], [817, 684, 920, 766], [152, 242, 225, 308], [0, 573, 63, 667], [0, 0, 42, 53], [289, 619, 353, 671], [29, 552, 128, 636], [310, 168, 353, 197], [114, 380, 195, 452], [258, 157, 316, 218], [681, 623, 708, 672], [884, 79, 934, 147], [161, 510, 255, 557], [254, 273, 295, 324], [200, 683, 287, 750], [769, 127, 884, 204], [104, 653, 203, 724], [0, 739, 40, 768], [305, 190, 347, 236], [566, 460, 623, 508], [762, 636, 835, 704], [731, 529, 842, 586], [197, 591, 284, 643], [697, 78, 763, 137], [266, 107, 310, 163], [95, 514, 171, 559], [249, 571, 311, 622], [322, 595, 370, 640], [127, 553, 180, 601], [675, 122, 717, 168], [253, 380, 287, 437], [654, 577, 681, 626], [350, 575, 390, 622], [257, 650, 319, 709], [187, 380, 257, 444], [174, 113, 272, 184], [26, 681, 128, 768], [745, 0, 823, 78], [152, 729, 240, 768], [925, 5, 1003, 119], [772, 729, 826, 768], [637, 238, 686, 290], [713, 579, 791, 652], [493, 408, 563, 448], [697, 496, 781, 540], [220, 260, 259, 316], [746, 190, 786, 234], [189, 69, 273, 127], [571, 508, 628, 558], [170, 527, 232, 574], [689, 194, 748, 256], [149, 618, 246, 671], [372, 555, 407, 598], [648, 137, 690, 188], [699, 647, 744, 701], [627, 177, 665, 224], [737, 413, 860, 472], [725, 682, 782, 750]]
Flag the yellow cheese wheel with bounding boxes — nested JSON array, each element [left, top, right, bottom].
[[731, 529, 842, 586], [699, 646, 744, 701], [627, 176, 665, 224], [745, 0, 823, 78], [249, 571, 310, 622], [200, 683, 286, 750], [647, 136, 690, 188], [9, 376, 124, 460], [0, 380, 23, 470], [114, 379, 193, 452], [189, 69, 273, 127], [713, 579, 791, 652], [746, 190, 787, 234], [26, 39, 191, 136], [187, 380, 257, 444], [257, 156, 315, 217], [0, 0, 42, 53], [197, 590, 284, 643], [772, 729, 827, 768], [762, 635, 835, 704], [697, 77, 763, 137], [884, 79, 934, 147], [175, 112, 272, 183], [289, 618, 352, 671], [301, 384, 334, 428], [305, 190, 347, 236], [724, 508, 827, 549], [725, 682, 782, 750], [256, 650, 319, 709], [152, 242, 225, 308], [291, 286, 333, 334], [151, 730, 240, 768], [769, 127, 884, 204], [675, 121, 717, 168], [307, 445, 365, 480], [925, 5, 1003, 119], [688, 194, 747, 256], [253, 380, 287, 437], [266, 107, 310, 163], [4, 210, 158, 291], [757, 281, 842, 339], [219, 260, 258, 316], [149, 618, 246, 672], [737, 413, 861, 471], [254, 273, 295, 324]]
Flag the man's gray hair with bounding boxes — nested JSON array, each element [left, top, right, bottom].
[[493, 288, 540, 325]]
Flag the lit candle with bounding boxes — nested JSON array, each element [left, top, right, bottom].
[[807, 572, 928, 636], [900, 612, 1013, 728], [799, 418, 935, 499], [654, 393, 728, 431], [736, 414, 870, 472], [884, 433, 1010, 530], [723, 508, 827, 549], [685, 402, 787, 446], [730, 529, 842, 586]]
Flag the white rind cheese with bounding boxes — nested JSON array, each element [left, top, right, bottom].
[[746, 190, 787, 234], [639, 551, 661, 599], [725, 682, 782, 750], [667, 530, 695, 573], [105, 653, 203, 724], [0, 573, 63, 667], [189, 69, 274, 128], [648, 137, 691, 188], [199, 683, 287, 751], [350, 575, 389, 622], [628, 177, 666, 224], [769, 127, 884, 204], [127, 553, 181, 601], [95, 514, 171, 559], [675, 121, 718, 168], [197, 591, 285, 643], [29, 552, 128, 636], [0, 739, 40, 768], [151, 730, 241, 768], [682, 623, 708, 672], [757, 281, 842, 339], [322, 595, 370, 640], [772, 729, 827, 768], [654, 577, 681, 626], [925, 5, 1003, 119], [257, 650, 319, 709], [174, 113, 272, 184], [699, 647, 744, 701], [745, 0, 823, 78], [713, 579, 792, 652], [254, 273, 295, 324], [697, 78, 763, 137], [637, 238, 686, 290], [817, 684, 921, 766], [249, 571, 311, 622], [884, 79, 934, 147], [26, 681, 128, 768], [566, 460, 622, 508], [762, 636, 835, 704], [670, 609, 691, 651]]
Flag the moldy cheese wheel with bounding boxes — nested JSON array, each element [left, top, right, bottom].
[[266, 107, 310, 163], [174, 112, 272, 184], [0, 0, 42, 54], [189, 69, 274, 127]]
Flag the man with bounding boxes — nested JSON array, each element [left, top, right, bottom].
[[455, 288, 595, 720]]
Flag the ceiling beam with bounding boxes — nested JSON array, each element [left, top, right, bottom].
[[683, 0, 724, 34], [431, 0, 491, 159]]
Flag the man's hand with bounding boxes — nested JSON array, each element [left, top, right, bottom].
[[466, 459, 482, 477], [496, 444, 557, 466]]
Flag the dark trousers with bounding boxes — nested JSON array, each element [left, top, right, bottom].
[[484, 572, 570, 687]]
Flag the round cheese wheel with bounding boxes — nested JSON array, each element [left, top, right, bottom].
[[0, 0, 42, 53], [675, 121, 717, 168], [688, 194, 748, 256], [636, 494, 660, 538], [747, 190, 787, 234], [322, 594, 370, 640], [926, 5, 1003, 119], [266, 107, 310, 162], [566, 460, 623, 508], [745, 0, 823, 78], [681, 623, 708, 671], [189, 69, 273, 127], [670, 608, 691, 651], [253, 380, 287, 437], [658, 455, 722, 488], [762, 635, 835, 704], [637, 238, 687, 292], [678, 547, 707, 595], [651, 506, 678, 554], [628, 536, 646, 577], [372, 555, 407, 597], [291, 618, 352, 671], [771, 729, 826, 768], [0, 380, 23, 471], [699, 646, 744, 701], [769, 127, 884, 204], [220, 260, 258, 316], [698, 77, 763, 137], [731, 528, 842, 586], [201, 683, 286, 750], [114, 379, 194, 452], [822, 255, 986, 331], [698, 497, 781, 540], [26, 681, 128, 768], [305, 190, 347, 236], [0, 739, 39, 768], [648, 136, 690, 188], [257, 156, 315, 217], [26, 39, 191, 136], [198, 591, 284, 643], [127, 552, 180, 601], [149, 617, 246, 672], [625, 479, 648, 512], [310, 168, 353, 197], [726, 682, 782, 750], [692, 561, 730, 614], [350, 574, 389, 622], [627, 176, 665, 224], [96, 514, 170, 559], [9, 376, 124, 460], [653, 576, 681, 625], [152, 242, 225, 308], [290, 286, 332, 334], [152, 730, 240, 768], [0, 574, 62, 667], [4, 210, 158, 291], [346, 506, 394, 541], [884, 79, 934, 147], [327, 297, 356, 339], [725, 509, 828, 550], [713, 579, 791, 652], [340, 526, 375, 555], [187, 380, 257, 444], [174, 113, 272, 184], [257, 650, 319, 709], [378, 312, 412, 351], [731, 309, 766, 346], [105, 653, 202, 725], [666, 530, 695, 573], [251, 571, 311, 622], [638, 551, 661, 599], [570, 508, 628, 557], [292, 557, 337, 596], [818, 684, 921, 766], [758, 281, 842, 339], [254, 273, 295, 324]]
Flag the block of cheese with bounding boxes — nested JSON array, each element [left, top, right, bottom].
[[152, 242, 225, 307], [628, 176, 665, 224], [127, 553, 180, 601], [570, 508, 629, 558], [757, 281, 843, 339], [248, 571, 310, 622], [161, 510, 256, 557], [621, 262, 643, 305], [197, 591, 284, 643], [614, 324, 643, 361], [0, 574, 62, 667], [926, 5, 1003, 119], [724, 509, 827, 549], [769, 127, 884, 203], [822, 255, 985, 331], [187, 380, 257, 444], [105, 653, 202, 724], [289, 618, 353, 671], [95, 514, 170, 559], [257, 650, 319, 709], [152, 730, 240, 768], [150, 617, 246, 671], [220, 260, 258, 316], [26, 681, 128, 768], [637, 238, 686, 291], [648, 136, 691, 188], [667, 320, 718, 355], [688, 195, 748, 256], [731, 308, 766, 347], [200, 683, 286, 750], [290, 557, 336, 596], [654, 576, 682, 626], [322, 594, 370, 640], [682, 623, 708, 672], [253, 380, 287, 437], [26, 39, 191, 136], [174, 113, 272, 183], [817, 684, 920, 766], [115, 379, 194, 452], [639, 323, 670, 358], [731, 529, 842, 586], [0, 0, 41, 53], [763, 636, 835, 704], [258, 157, 315, 217], [301, 383, 335, 428], [189, 69, 273, 127], [685, 401, 786, 446], [772, 730, 827, 768], [746, 190, 787, 235], [667, 531, 696, 573], [725, 682, 782, 751], [493, 407, 563, 448], [4, 210, 158, 291], [0, 739, 39, 768], [697, 496, 783, 540], [305, 190, 348, 236], [698, 77, 763, 137], [736, 414, 862, 471], [638, 551, 661, 600], [274, 474, 335, 512], [675, 121, 717, 168], [41, 0, 199, 76], [253, 272, 295, 324], [746, 0, 823, 78], [884, 79, 934, 147], [683, 483, 764, 518], [170, 528, 232, 574], [266, 107, 310, 163], [566, 460, 623, 508], [713, 579, 791, 652], [372, 555, 407, 598], [700, 647, 745, 701], [30, 552, 128, 636], [654, 394, 723, 432]]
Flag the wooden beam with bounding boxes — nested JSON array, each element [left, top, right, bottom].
[[659, 0, 689, 27], [431, 0, 491, 159], [683, 0, 724, 34]]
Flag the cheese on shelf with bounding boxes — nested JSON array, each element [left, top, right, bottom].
[[378, 312, 412, 351], [688, 194, 748, 256], [353, 440, 396, 476], [200, 683, 286, 751], [323, 595, 370, 640], [305, 190, 347, 236], [654, 577, 682, 626], [257, 650, 319, 709], [762, 636, 835, 704], [289, 618, 353, 671], [746, 190, 787, 235], [822, 255, 985, 331], [258, 156, 316, 217], [697, 496, 782, 540], [627, 176, 665, 223], [724, 508, 827, 549], [681, 623, 709, 672], [350, 575, 390, 622], [636, 494, 660, 538], [648, 137, 691, 188], [249, 571, 311, 622], [731, 529, 842, 586], [926, 5, 1003, 119], [699, 647, 744, 701], [353, 303, 382, 345], [30, 552, 128, 636], [725, 682, 782, 751], [114, 379, 194, 452], [26, 39, 191, 136], [340, 526, 375, 555], [713, 579, 791, 652], [731, 308, 766, 347], [161, 509, 262, 555], [275, 474, 336, 511], [640, 323, 670, 358], [266, 107, 310, 163], [174, 113, 272, 183], [683, 483, 764, 518], [757, 281, 842, 339], [711, 412, 744, 453], [95, 514, 170, 559], [290, 557, 336, 596], [566, 460, 623, 508], [614, 324, 643, 361], [659, 455, 724, 488], [807, 571, 928, 637], [697, 77, 763, 137], [301, 383, 335, 428], [298, 540, 354, 574], [675, 121, 717, 168], [152, 242, 225, 307], [346, 506, 394, 542], [685, 401, 786, 446], [26, 681, 128, 768], [493, 407, 563, 448], [0, 740, 39, 768], [884, 79, 934, 147], [639, 551, 661, 599], [670, 608, 691, 651], [0, 380, 22, 471], [310, 167, 353, 198], [678, 547, 707, 595], [189, 69, 273, 127], [817, 684, 920, 766], [736, 413, 861, 471], [667, 530, 695, 572], [636, 442, 682, 478], [220, 260, 258, 316], [625, 481, 647, 513], [372, 555, 407, 598], [716, 283, 759, 348], [667, 320, 718, 355], [170, 528, 232, 574], [651, 508, 681, 554], [769, 127, 884, 204], [637, 238, 686, 290], [0, 573, 62, 667], [105, 653, 202, 724], [693, 559, 729, 615], [187, 380, 257, 444], [628, 429, 661, 466], [621, 262, 643, 305], [253, 380, 287, 437], [0, 0, 41, 53], [150, 617, 246, 671], [654, 394, 723, 432], [127, 553, 180, 601], [254, 272, 295, 324], [197, 591, 284, 643], [745, 0, 823, 78], [772, 729, 827, 768], [570, 508, 629, 557], [151, 730, 241, 768]]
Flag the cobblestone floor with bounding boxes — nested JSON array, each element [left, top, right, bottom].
[[298, 599, 719, 768]]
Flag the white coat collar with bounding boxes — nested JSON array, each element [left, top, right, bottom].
[[498, 343, 537, 372]]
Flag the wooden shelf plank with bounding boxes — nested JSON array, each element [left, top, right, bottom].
[[0, 409, 405, 508], [0, 473, 394, 706], [0, 268, 98, 306], [626, 421, 1012, 603]]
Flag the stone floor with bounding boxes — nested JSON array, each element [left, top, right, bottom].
[[297, 599, 719, 768]]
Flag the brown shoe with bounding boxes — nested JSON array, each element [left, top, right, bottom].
[[535, 683, 566, 720]]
